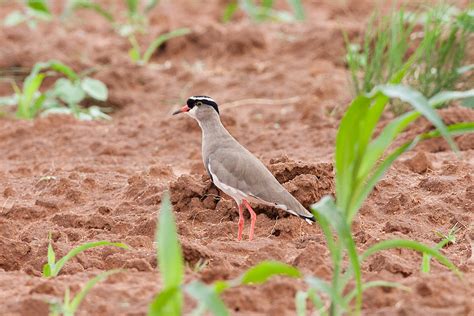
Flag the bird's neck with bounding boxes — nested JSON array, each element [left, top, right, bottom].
[[199, 115, 229, 138], [198, 115, 234, 150]]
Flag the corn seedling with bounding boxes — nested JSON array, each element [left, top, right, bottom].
[[300, 64, 473, 315], [147, 193, 301, 316], [345, 5, 473, 113], [222, 0, 305, 23], [3, 0, 52, 28], [43, 234, 128, 278], [49, 269, 120, 316], [421, 224, 460, 273], [0, 60, 111, 120], [128, 28, 191, 65]]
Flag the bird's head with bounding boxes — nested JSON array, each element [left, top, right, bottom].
[[172, 96, 220, 121]]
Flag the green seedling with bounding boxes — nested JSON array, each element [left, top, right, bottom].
[[0, 60, 111, 120], [301, 65, 473, 315], [223, 0, 305, 23], [49, 269, 120, 316], [148, 192, 184, 316], [43, 235, 128, 278], [4, 0, 52, 28], [148, 194, 302, 316], [128, 28, 191, 65], [345, 5, 472, 113], [421, 224, 460, 273]]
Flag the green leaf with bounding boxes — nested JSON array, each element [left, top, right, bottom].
[[148, 287, 180, 316], [334, 95, 370, 211], [4, 11, 27, 26], [70, 0, 115, 22], [45, 60, 79, 81], [240, 261, 301, 285], [357, 110, 420, 180], [185, 281, 229, 316], [295, 290, 308, 316], [157, 192, 184, 315], [17, 73, 45, 119], [53, 78, 85, 105], [129, 47, 141, 62], [361, 239, 462, 278], [67, 270, 120, 314], [44, 241, 128, 277], [81, 77, 108, 101], [374, 84, 458, 152], [422, 224, 459, 273], [429, 89, 474, 108], [142, 28, 191, 64], [222, 2, 238, 23], [287, 0, 305, 20], [311, 197, 362, 312], [126, 0, 138, 17], [27, 0, 51, 15]]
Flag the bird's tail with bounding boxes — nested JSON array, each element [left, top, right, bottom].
[[299, 213, 315, 225]]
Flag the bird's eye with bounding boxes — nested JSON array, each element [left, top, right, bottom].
[[196, 101, 203, 106]]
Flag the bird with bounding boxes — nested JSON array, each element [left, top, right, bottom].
[[172, 96, 314, 241]]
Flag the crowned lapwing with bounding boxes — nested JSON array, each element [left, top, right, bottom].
[[173, 96, 314, 241]]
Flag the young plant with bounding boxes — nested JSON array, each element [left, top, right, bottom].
[[345, 5, 472, 113], [301, 74, 473, 315], [148, 193, 301, 316], [128, 28, 191, 65], [0, 60, 111, 120], [421, 224, 460, 273], [223, 0, 305, 23], [3, 0, 52, 28], [49, 269, 120, 316], [43, 235, 128, 278]]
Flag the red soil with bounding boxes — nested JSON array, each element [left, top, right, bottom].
[[0, 0, 473, 315]]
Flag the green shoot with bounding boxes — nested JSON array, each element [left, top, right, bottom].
[[42, 235, 128, 278], [345, 5, 472, 113], [148, 192, 184, 316], [223, 0, 305, 23], [4, 0, 52, 29], [128, 28, 191, 65], [49, 270, 120, 316], [421, 224, 460, 273], [305, 78, 472, 315], [0, 60, 111, 120]]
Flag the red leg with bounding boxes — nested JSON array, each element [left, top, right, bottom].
[[237, 203, 244, 241], [243, 199, 257, 241]]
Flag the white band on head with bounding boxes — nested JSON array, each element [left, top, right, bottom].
[[189, 96, 216, 103]]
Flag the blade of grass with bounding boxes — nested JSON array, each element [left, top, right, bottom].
[[185, 281, 229, 316], [361, 239, 462, 278], [44, 241, 128, 277], [311, 197, 362, 314], [373, 84, 458, 152], [239, 261, 301, 285], [429, 89, 474, 108], [422, 224, 459, 273], [142, 28, 190, 64], [153, 192, 184, 315], [69, 270, 120, 313]]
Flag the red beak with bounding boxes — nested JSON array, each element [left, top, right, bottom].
[[172, 105, 190, 115]]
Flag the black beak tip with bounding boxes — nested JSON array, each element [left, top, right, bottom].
[[172, 110, 181, 116]]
